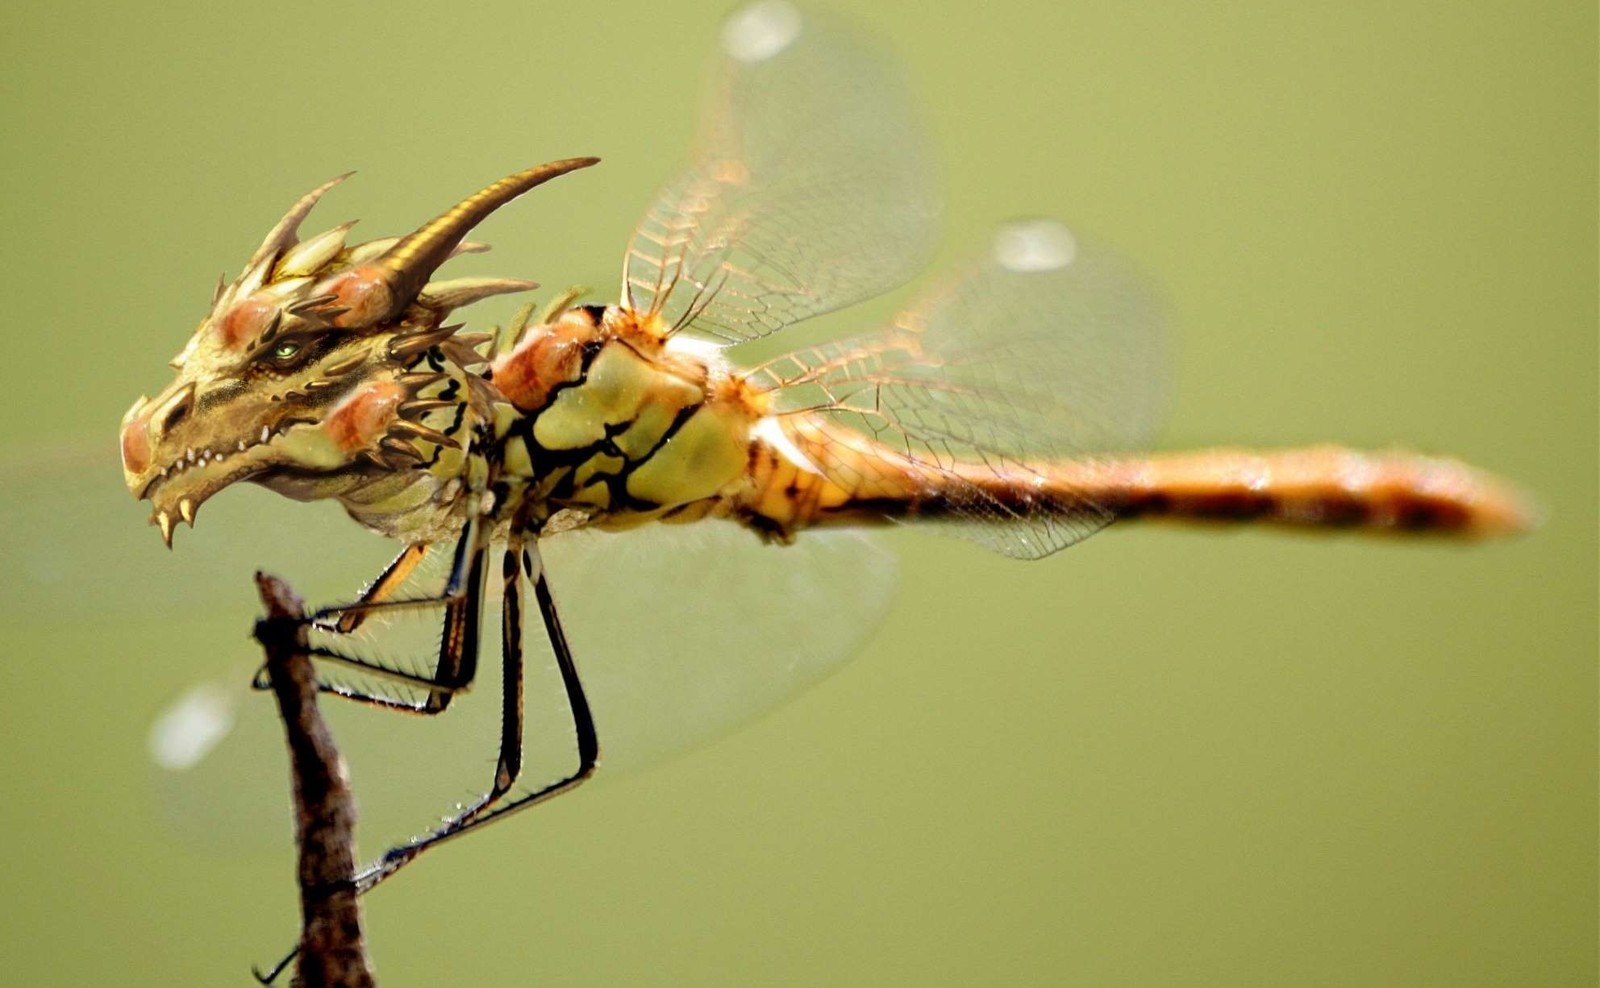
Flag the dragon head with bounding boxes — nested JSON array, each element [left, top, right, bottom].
[[121, 158, 598, 546]]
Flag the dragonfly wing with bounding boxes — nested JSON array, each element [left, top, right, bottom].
[[622, 0, 940, 343], [751, 220, 1168, 558], [143, 519, 895, 850], [0, 447, 390, 624], [0, 448, 402, 845], [4, 445, 891, 848], [538, 522, 894, 772]]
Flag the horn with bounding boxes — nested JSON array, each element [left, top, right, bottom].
[[373, 157, 599, 318], [230, 173, 354, 299]]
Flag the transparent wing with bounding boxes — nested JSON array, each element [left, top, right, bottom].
[[145, 520, 895, 851], [0, 450, 892, 849], [543, 523, 894, 769], [749, 220, 1168, 559], [0, 446, 388, 625], [622, 0, 940, 344]]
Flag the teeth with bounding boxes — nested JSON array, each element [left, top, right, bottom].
[[156, 511, 175, 548], [153, 434, 266, 486], [179, 498, 195, 526]]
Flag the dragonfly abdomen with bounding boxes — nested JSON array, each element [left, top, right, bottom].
[[740, 419, 1534, 543], [1097, 447, 1535, 537]]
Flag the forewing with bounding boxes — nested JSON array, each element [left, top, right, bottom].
[[538, 522, 894, 772], [750, 220, 1168, 558], [142, 519, 894, 850], [0, 447, 387, 625], [623, 0, 940, 343]]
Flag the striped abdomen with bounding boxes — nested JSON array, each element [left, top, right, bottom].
[[739, 417, 1535, 542], [1087, 446, 1534, 535]]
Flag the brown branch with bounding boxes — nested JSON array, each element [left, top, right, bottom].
[[252, 571, 377, 988]]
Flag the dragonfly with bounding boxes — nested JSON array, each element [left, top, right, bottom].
[[114, 0, 1531, 938]]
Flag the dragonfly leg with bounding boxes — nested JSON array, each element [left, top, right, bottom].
[[250, 529, 495, 985], [491, 540, 527, 795], [255, 518, 490, 714], [353, 538, 599, 895], [316, 542, 429, 635]]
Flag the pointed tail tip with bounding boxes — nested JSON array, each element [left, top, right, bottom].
[[1080, 446, 1541, 542], [1466, 474, 1543, 539]]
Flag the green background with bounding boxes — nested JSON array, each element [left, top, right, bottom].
[[1, 0, 1593, 985]]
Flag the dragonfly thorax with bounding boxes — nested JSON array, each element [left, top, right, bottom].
[[480, 304, 763, 540]]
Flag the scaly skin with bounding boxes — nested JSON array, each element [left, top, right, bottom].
[[120, 161, 598, 547], [119, 160, 798, 551], [118, 160, 1537, 950], [122, 160, 1537, 561]]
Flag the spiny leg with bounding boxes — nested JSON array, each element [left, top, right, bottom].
[[367, 541, 528, 826], [254, 518, 489, 714], [325, 542, 429, 635], [250, 528, 489, 985], [249, 543, 427, 705], [495, 539, 527, 794], [256, 538, 600, 983], [353, 538, 600, 895]]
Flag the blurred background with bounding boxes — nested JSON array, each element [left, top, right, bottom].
[[0, 0, 1593, 985]]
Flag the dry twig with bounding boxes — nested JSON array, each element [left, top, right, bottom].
[[252, 572, 376, 988]]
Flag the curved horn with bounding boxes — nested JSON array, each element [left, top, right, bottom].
[[232, 173, 354, 296], [374, 157, 600, 316]]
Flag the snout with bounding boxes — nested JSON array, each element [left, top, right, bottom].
[[120, 382, 195, 496]]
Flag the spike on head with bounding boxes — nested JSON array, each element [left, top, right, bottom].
[[276, 221, 358, 279], [119, 159, 600, 545], [227, 173, 353, 303], [366, 158, 599, 323]]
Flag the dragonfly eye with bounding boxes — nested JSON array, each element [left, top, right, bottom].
[[259, 338, 308, 369], [258, 337, 317, 373]]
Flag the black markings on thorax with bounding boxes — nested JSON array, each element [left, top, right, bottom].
[[487, 338, 708, 519], [414, 348, 468, 469]]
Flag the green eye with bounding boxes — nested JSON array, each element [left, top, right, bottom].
[[272, 342, 301, 361]]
